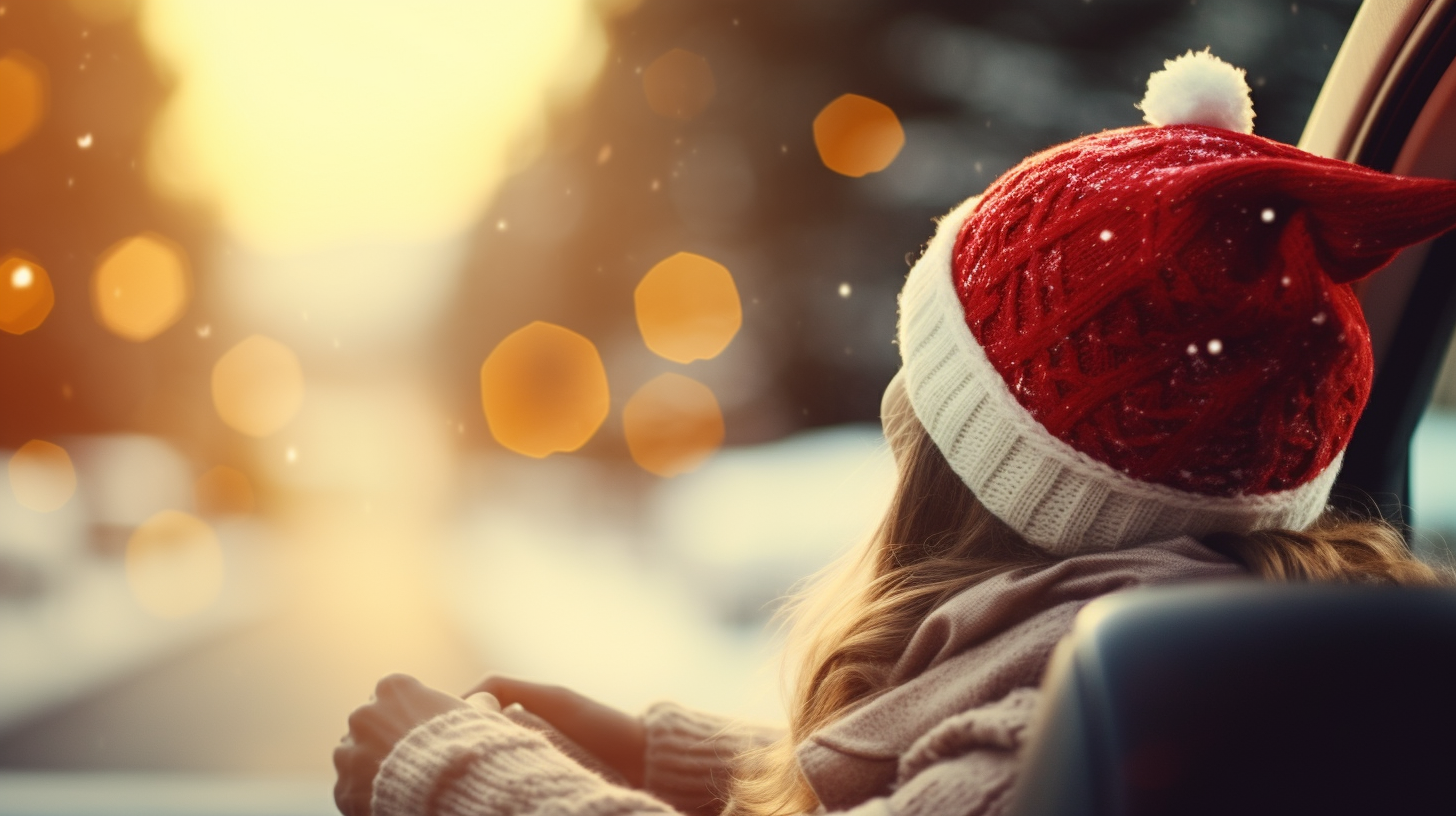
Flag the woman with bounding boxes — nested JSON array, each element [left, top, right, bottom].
[[335, 51, 1456, 816]]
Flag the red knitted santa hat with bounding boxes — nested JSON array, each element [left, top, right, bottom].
[[897, 50, 1456, 554]]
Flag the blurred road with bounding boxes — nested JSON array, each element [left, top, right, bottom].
[[0, 501, 481, 775]]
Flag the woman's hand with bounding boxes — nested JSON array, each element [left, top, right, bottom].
[[334, 673, 496, 816], [468, 675, 647, 788]]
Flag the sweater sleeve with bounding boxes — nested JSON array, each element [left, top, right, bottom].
[[373, 697, 1018, 816], [372, 706, 677, 816], [640, 702, 786, 815]]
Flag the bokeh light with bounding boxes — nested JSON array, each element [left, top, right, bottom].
[[0, 51, 46, 154], [642, 48, 715, 121], [212, 335, 305, 438], [124, 509, 224, 619], [195, 465, 256, 516], [813, 93, 905, 178], [92, 232, 191, 342], [8, 440, 77, 513], [140, 1, 609, 250], [623, 373, 724, 477], [480, 321, 609, 458], [635, 252, 742, 364], [0, 255, 55, 335]]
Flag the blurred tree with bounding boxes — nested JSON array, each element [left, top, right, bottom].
[[0, 1, 212, 452]]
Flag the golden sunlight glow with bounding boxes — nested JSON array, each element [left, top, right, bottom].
[[0, 255, 54, 335], [635, 252, 742, 364], [212, 335, 305, 438], [195, 464, 256, 516], [92, 232, 191, 342], [813, 93, 905, 178], [8, 440, 77, 513], [481, 321, 609, 458], [0, 52, 45, 154], [623, 373, 724, 477], [642, 48, 715, 121], [69, 0, 141, 25], [125, 510, 224, 619], [140, 1, 608, 250]]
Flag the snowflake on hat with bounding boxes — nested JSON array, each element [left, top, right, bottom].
[[897, 49, 1456, 554]]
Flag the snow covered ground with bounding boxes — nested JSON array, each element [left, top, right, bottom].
[[443, 424, 898, 722], [0, 437, 271, 734], [1409, 408, 1456, 563]]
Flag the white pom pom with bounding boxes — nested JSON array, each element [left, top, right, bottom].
[[1137, 49, 1255, 134]]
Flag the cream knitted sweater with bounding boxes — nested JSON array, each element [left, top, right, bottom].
[[372, 537, 1240, 816]]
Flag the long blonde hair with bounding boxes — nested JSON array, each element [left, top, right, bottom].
[[722, 421, 1449, 816]]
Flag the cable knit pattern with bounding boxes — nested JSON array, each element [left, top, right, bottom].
[[947, 125, 1456, 497], [642, 702, 783, 815], [899, 193, 1340, 553], [896, 688, 1040, 786], [373, 707, 675, 816], [372, 538, 1239, 816], [883, 750, 1020, 816]]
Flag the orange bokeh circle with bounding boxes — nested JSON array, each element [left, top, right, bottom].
[[93, 232, 191, 342], [635, 252, 742, 364], [813, 93, 905, 178], [0, 51, 46, 154], [623, 372, 724, 477], [0, 255, 55, 335], [481, 321, 610, 458]]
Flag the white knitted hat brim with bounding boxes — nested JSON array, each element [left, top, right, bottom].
[[897, 194, 1339, 554]]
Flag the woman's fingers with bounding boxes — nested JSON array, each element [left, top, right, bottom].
[[466, 674, 646, 787], [333, 734, 381, 816], [502, 704, 632, 787], [468, 676, 592, 730], [468, 675, 562, 708], [346, 703, 389, 746], [334, 674, 473, 816], [371, 673, 470, 742], [465, 691, 501, 713]]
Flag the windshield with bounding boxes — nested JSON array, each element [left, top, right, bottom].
[[0, 0, 1362, 811]]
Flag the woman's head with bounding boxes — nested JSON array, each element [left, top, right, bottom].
[[894, 51, 1456, 555]]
